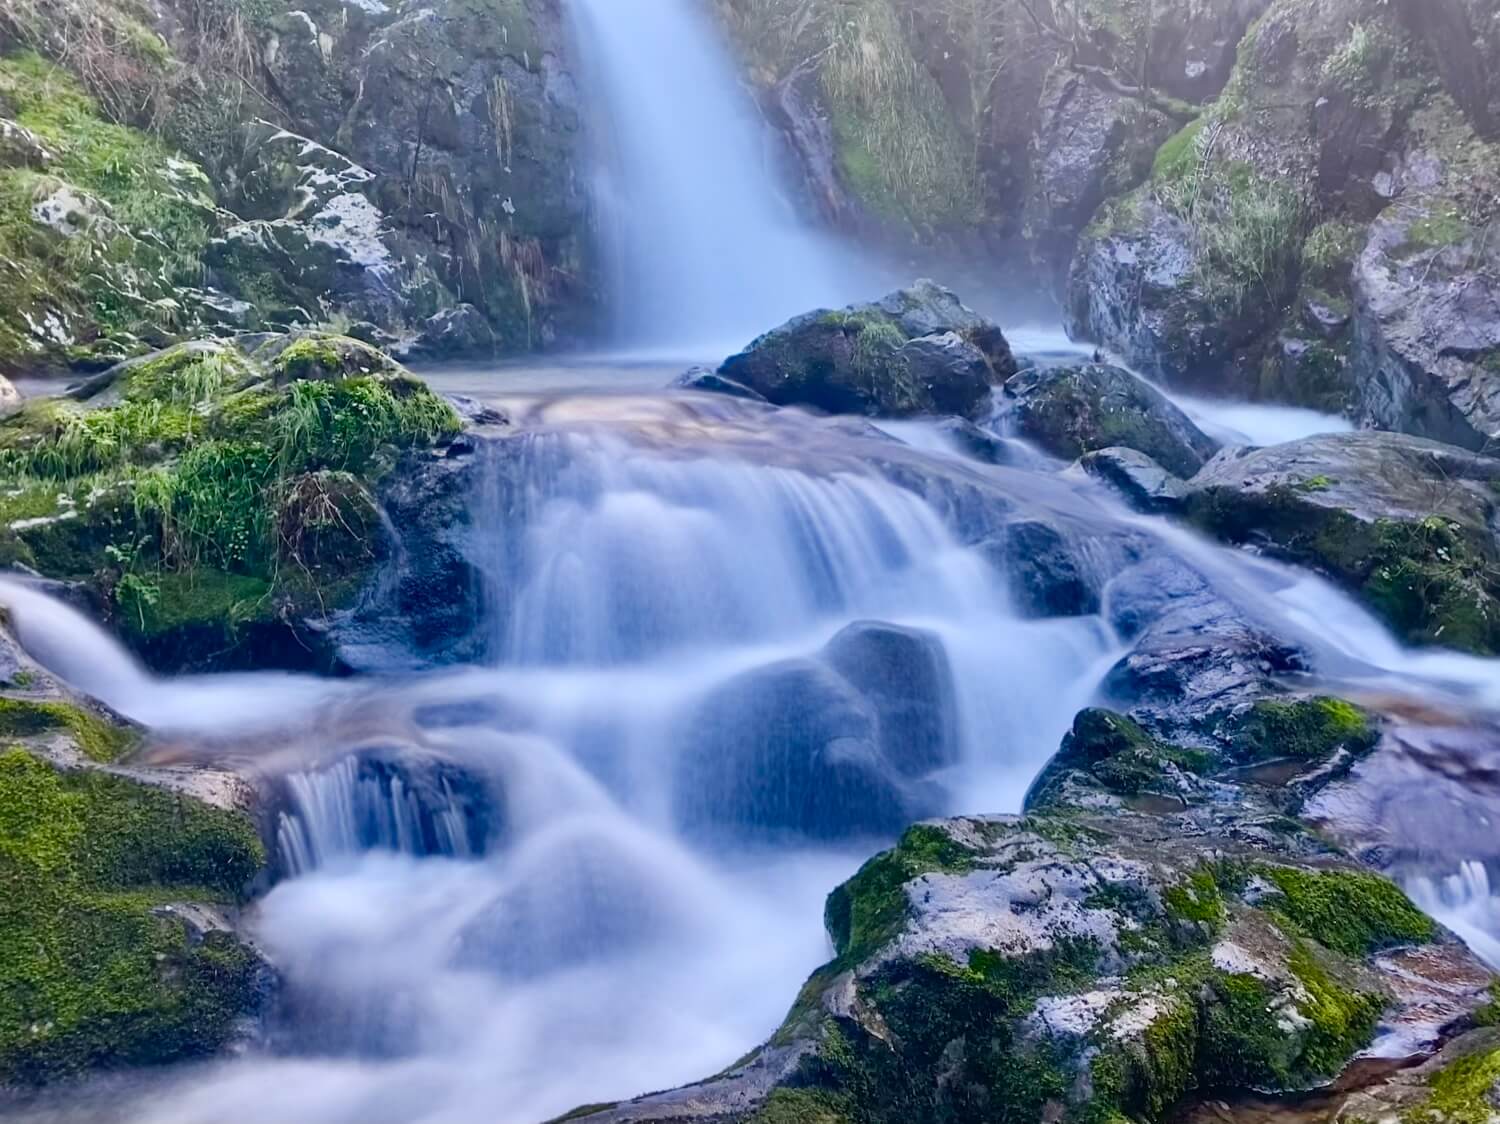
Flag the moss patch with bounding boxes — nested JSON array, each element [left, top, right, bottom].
[[1407, 1042, 1500, 1124], [0, 335, 458, 669], [0, 698, 136, 762], [1259, 865, 1437, 956], [0, 748, 264, 1083], [1228, 697, 1378, 764]]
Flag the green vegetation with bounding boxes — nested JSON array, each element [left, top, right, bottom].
[[1153, 122, 1305, 320], [1407, 1040, 1500, 1124], [0, 336, 459, 665], [1259, 865, 1437, 956], [0, 50, 216, 371], [0, 747, 264, 1083], [1228, 697, 1378, 765], [0, 698, 136, 762]]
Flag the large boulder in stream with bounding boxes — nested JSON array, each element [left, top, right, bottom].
[[716, 282, 1018, 419], [676, 621, 958, 841], [566, 804, 1494, 1124], [1184, 431, 1500, 655], [1003, 361, 1219, 477]]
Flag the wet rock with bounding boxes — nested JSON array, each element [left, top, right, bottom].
[[1080, 447, 1190, 513], [672, 368, 768, 402], [1004, 362, 1219, 477], [1184, 432, 1500, 655], [569, 807, 1490, 1124], [675, 658, 942, 841], [1352, 199, 1500, 452], [1066, 193, 1251, 391], [823, 621, 958, 778], [933, 418, 1012, 465], [718, 282, 1014, 419], [983, 519, 1102, 618], [1103, 556, 1306, 742]]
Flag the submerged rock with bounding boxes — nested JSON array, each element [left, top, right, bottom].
[[1003, 361, 1219, 477], [1184, 431, 1500, 655], [716, 282, 1017, 419]]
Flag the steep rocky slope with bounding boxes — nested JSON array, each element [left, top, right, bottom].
[[0, 0, 594, 376], [1067, 0, 1500, 448]]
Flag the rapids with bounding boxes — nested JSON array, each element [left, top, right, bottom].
[[3, 376, 1500, 1123]]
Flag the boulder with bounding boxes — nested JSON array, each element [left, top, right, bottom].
[[567, 807, 1491, 1124], [1184, 431, 1500, 654], [823, 621, 958, 778], [717, 282, 1016, 419], [1080, 446, 1190, 513], [0, 117, 50, 168], [675, 657, 944, 841], [1004, 362, 1220, 477]]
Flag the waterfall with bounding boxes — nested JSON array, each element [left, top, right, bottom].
[[275, 756, 478, 875], [565, 0, 857, 353], [1406, 863, 1500, 969]]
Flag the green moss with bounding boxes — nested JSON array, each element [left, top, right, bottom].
[[1286, 940, 1386, 1078], [748, 1088, 854, 1124], [0, 748, 264, 1083], [1164, 867, 1227, 932], [0, 698, 136, 763], [1407, 1043, 1500, 1124], [1474, 981, 1500, 1027], [1229, 697, 1378, 765], [120, 569, 272, 638], [824, 823, 976, 963], [1404, 204, 1468, 252], [1260, 865, 1436, 956], [1152, 119, 1206, 183], [1186, 490, 1500, 656]]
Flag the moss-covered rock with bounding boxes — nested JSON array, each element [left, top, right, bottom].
[[0, 334, 460, 671], [1003, 361, 1219, 477], [569, 806, 1491, 1124], [1226, 696, 1378, 765], [0, 728, 266, 1086], [1184, 432, 1500, 655], [1026, 709, 1212, 812], [716, 283, 1016, 419]]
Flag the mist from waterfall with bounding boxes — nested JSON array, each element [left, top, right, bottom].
[[565, 0, 865, 355]]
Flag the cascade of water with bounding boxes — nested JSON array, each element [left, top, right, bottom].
[[1406, 863, 1500, 968], [275, 757, 477, 876], [564, 0, 860, 353], [5, 386, 1500, 1124]]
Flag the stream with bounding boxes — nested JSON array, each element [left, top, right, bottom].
[[2, 0, 1498, 1119]]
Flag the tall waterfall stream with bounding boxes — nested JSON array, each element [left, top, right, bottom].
[[2, 0, 1498, 1120]]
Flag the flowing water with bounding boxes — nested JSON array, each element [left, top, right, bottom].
[[3, 379, 1500, 1123], [3, 3, 1499, 1120], [565, 0, 869, 355]]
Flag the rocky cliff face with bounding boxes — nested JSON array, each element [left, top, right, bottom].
[[1066, 0, 1500, 449], [0, 0, 595, 377]]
